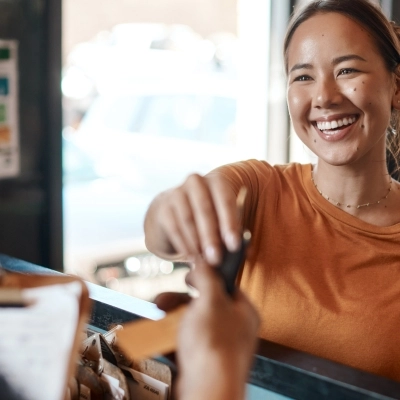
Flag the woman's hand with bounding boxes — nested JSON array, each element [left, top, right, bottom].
[[144, 173, 242, 265], [156, 260, 259, 400]]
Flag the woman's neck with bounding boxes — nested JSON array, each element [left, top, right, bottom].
[[311, 160, 399, 224]]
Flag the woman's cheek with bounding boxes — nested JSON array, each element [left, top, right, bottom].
[[287, 90, 306, 125], [343, 82, 363, 103]]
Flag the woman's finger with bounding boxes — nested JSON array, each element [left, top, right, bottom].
[[157, 187, 202, 258], [184, 174, 225, 264], [170, 187, 203, 256], [207, 173, 243, 252]]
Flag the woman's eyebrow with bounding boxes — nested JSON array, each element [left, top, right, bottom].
[[289, 54, 367, 74], [332, 54, 367, 65], [289, 63, 313, 74]]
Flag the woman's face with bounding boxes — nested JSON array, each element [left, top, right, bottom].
[[286, 12, 399, 168]]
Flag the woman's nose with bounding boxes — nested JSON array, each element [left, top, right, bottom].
[[313, 78, 342, 108]]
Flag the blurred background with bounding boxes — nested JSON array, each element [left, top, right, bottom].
[[62, 0, 281, 301]]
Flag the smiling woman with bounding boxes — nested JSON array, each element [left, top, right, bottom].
[[143, 0, 400, 383], [284, 4, 400, 227], [286, 11, 398, 217]]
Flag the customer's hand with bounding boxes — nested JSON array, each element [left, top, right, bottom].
[[156, 259, 259, 400]]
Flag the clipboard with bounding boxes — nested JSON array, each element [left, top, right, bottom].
[[0, 268, 91, 400]]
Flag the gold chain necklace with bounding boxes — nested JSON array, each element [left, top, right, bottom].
[[311, 172, 392, 209]]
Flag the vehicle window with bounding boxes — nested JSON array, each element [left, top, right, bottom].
[[91, 94, 236, 145], [136, 95, 236, 145], [199, 96, 236, 144], [134, 95, 202, 140], [101, 96, 141, 131], [62, 138, 99, 183]]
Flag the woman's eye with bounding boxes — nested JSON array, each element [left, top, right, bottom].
[[338, 68, 357, 76], [293, 75, 311, 82]]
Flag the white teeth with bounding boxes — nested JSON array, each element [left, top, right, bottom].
[[316, 117, 356, 131]]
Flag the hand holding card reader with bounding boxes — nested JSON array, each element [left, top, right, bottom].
[[116, 233, 252, 361], [117, 186, 250, 360]]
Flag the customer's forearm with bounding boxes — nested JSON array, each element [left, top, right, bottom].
[[177, 357, 248, 400]]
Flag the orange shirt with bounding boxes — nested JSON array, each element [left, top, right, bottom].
[[214, 160, 400, 382]]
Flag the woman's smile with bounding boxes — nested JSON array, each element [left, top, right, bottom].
[[312, 114, 358, 141], [315, 115, 357, 133]]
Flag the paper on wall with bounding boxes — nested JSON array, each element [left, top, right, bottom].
[[0, 40, 19, 178]]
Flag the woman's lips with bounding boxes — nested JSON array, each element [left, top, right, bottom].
[[313, 116, 358, 141]]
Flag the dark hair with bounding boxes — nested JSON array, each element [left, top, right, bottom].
[[284, 0, 400, 180]]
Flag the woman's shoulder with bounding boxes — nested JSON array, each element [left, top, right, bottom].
[[209, 160, 310, 197], [214, 159, 309, 181]]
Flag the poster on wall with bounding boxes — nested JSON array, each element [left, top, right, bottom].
[[0, 40, 19, 178]]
